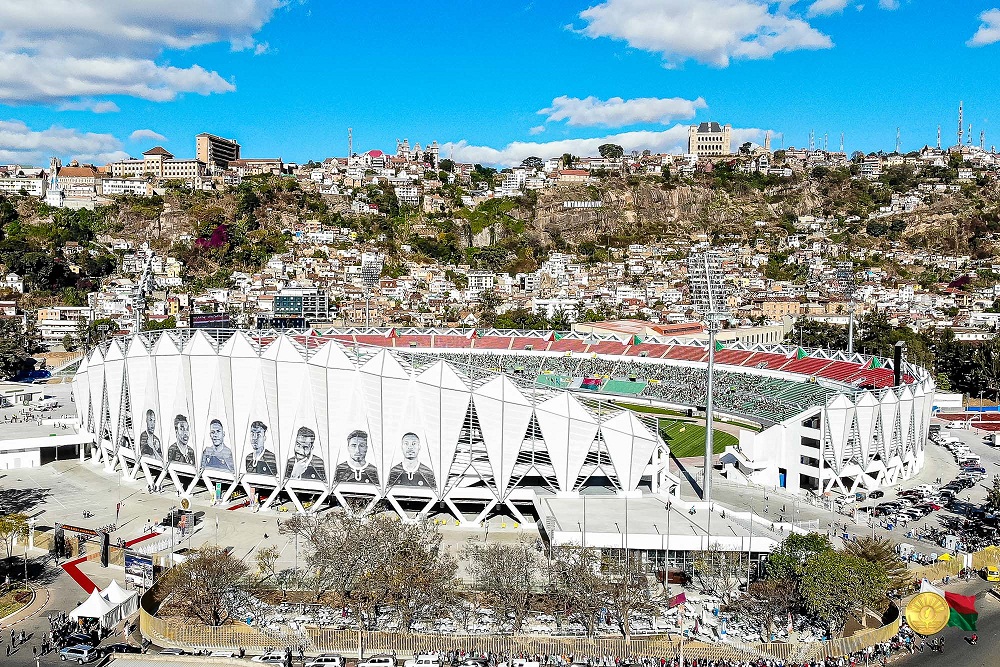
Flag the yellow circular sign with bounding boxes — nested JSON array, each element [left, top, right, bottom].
[[905, 592, 949, 636], [180, 498, 190, 510]]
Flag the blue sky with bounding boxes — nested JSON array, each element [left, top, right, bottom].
[[1, 1, 999, 167]]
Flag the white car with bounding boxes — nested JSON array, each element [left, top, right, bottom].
[[253, 652, 287, 664], [947, 421, 966, 429], [359, 655, 397, 667], [306, 656, 346, 667], [405, 656, 444, 667]]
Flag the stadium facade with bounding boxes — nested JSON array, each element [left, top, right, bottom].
[[73, 328, 934, 520]]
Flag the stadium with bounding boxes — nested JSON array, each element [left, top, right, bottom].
[[72, 327, 935, 522]]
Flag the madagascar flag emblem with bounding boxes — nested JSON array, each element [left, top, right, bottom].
[[944, 591, 978, 630]]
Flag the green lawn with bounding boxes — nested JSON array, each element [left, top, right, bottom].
[[611, 400, 763, 433], [658, 419, 738, 458]]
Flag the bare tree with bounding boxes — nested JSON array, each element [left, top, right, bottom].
[[282, 511, 458, 631], [729, 579, 795, 639], [464, 539, 539, 632], [159, 545, 250, 627], [546, 545, 604, 635], [602, 552, 657, 640], [692, 543, 747, 604]]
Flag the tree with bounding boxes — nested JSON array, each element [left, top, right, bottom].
[[798, 550, 888, 635], [158, 545, 250, 626], [692, 543, 747, 604], [843, 536, 911, 593], [987, 476, 1000, 514], [731, 579, 796, 639], [280, 511, 457, 631], [598, 144, 624, 160], [0, 513, 28, 560], [765, 532, 833, 580], [464, 539, 538, 632], [601, 552, 658, 639], [546, 545, 605, 635], [739, 142, 753, 155], [521, 156, 544, 171], [0, 318, 41, 380]]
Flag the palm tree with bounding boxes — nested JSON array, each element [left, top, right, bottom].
[[844, 536, 910, 593]]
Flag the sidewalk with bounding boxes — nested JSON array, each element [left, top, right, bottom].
[[0, 587, 50, 631]]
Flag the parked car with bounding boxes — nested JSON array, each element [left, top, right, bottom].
[[406, 655, 445, 667], [102, 644, 141, 656], [869, 490, 884, 499], [253, 652, 288, 664], [306, 656, 347, 667], [59, 645, 98, 664], [159, 648, 186, 656], [360, 655, 398, 667]]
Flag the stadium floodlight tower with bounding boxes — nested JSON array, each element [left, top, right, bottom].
[[361, 252, 384, 327], [688, 251, 730, 502], [836, 261, 858, 354]]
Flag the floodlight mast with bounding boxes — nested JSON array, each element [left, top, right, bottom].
[[688, 251, 728, 503], [836, 262, 857, 354]]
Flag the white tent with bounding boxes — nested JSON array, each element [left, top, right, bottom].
[[101, 580, 139, 619], [69, 589, 117, 629]]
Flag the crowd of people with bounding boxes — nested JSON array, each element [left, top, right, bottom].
[[432, 351, 829, 425]]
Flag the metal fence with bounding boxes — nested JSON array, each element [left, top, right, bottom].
[[139, 583, 901, 662]]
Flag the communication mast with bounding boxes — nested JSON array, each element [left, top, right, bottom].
[[937, 125, 941, 150], [840, 133, 845, 153], [687, 251, 729, 503], [958, 101, 964, 147], [895, 127, 901, 154], [348, 127, 353, 158], [809, 129, 815, 151], [982, 130, 986, 150], [836, 262, 858, 354]]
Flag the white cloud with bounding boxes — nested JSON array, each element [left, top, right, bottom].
[[129, 129, 168, 143], [57, 99, 120, 113], [442, 125, 769, 167], [807, 0, 850, 16], [969, 8, 1000, 47], [0, 119, 125, 165], [578, 0, 833, 67], [877, 0, 899, 9], [0, 0, 282, 107], [529, 125, 546, 135], [539, 95, 707, 127]]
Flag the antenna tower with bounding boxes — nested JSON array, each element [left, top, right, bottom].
[[824, 133, 829, 151], [840, 133, 845, 152], [809, 129, 815, 150], [348, 127, 353, 158], [836, 261, 858, 354], [937, 125, 941, 150], [895, 127, 901, 154], [982, 130, 986, 150], [958, 101, 964, 146], [968, 124, 973, 146]]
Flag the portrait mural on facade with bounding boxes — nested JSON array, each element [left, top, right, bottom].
[[285, 426, 326, 482], [138, 409, 162, 459], [166, 414, 196, 466], [387, 431, 435, 488], [201, 418, 236, 474], [334, 429, 378, 484], [244, 420, 279, 476]]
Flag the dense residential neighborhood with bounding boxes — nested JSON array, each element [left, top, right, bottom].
[[1, 121, 1000, 396]]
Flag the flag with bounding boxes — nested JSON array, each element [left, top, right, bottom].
[[944, 591, 978, 630], [668, 592, 687, 608], [715, 340, 725, 352], [115, 502, 121, 523], [796, 347, 806, 360], [787, 612, 793, 634], [631, 335, 642, 345]]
